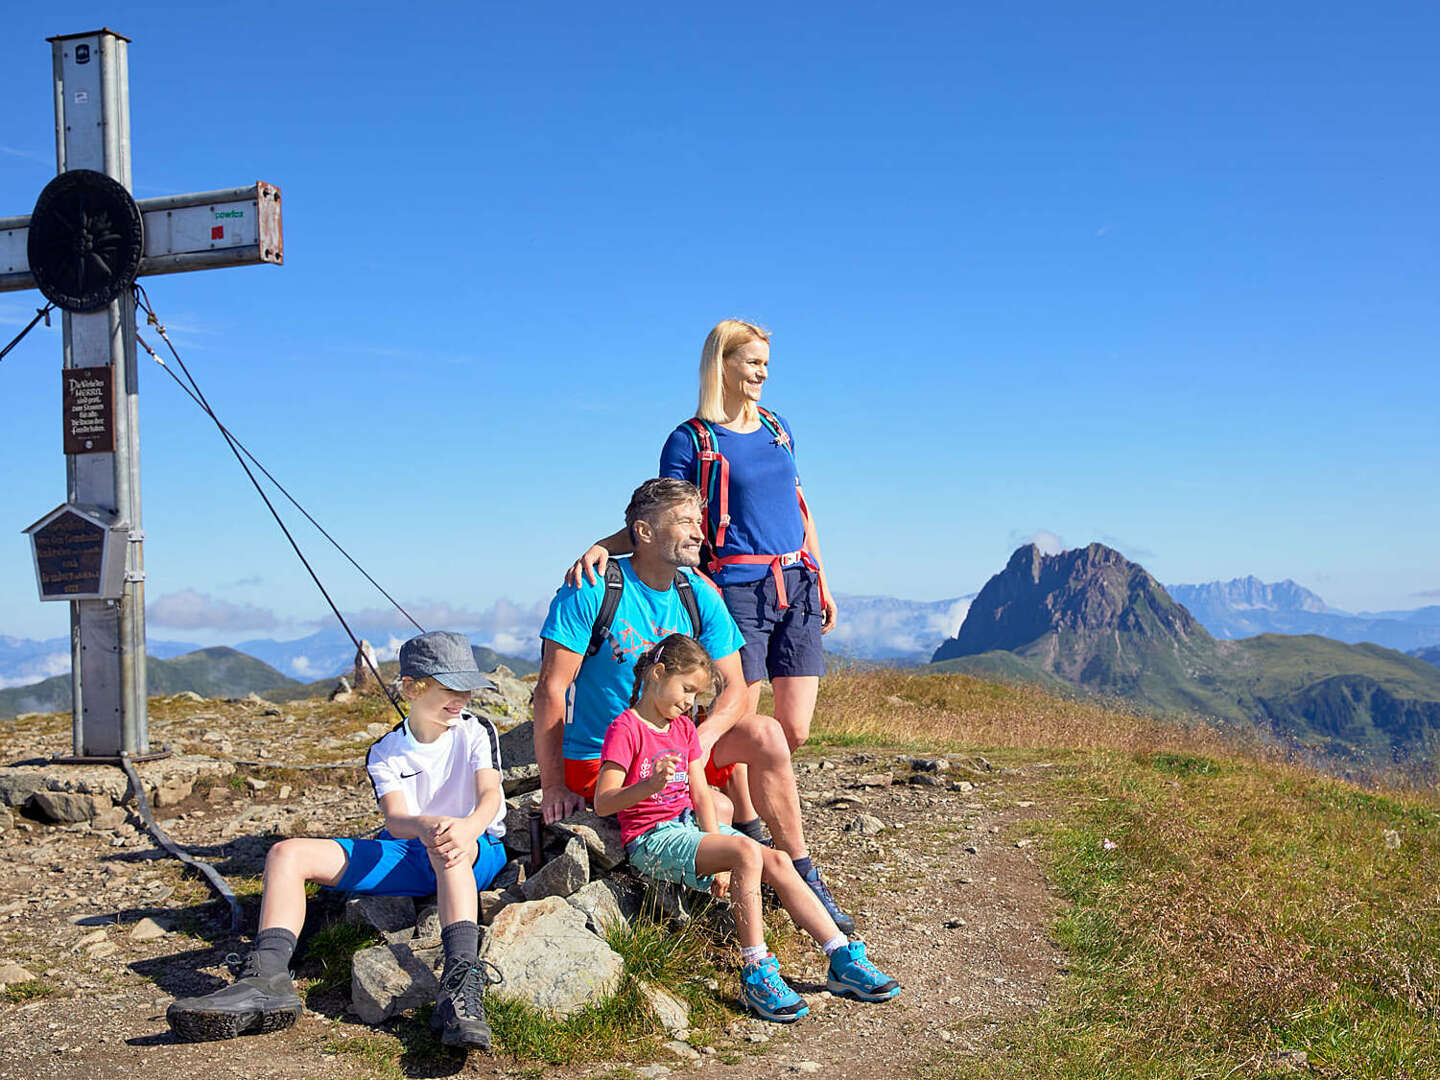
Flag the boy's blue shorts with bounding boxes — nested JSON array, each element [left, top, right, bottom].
[[329, 831, 507, 896], [721, 565, 826, 683], [626, 813, 746, 892]]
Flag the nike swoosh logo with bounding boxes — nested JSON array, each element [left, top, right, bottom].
[[399, 771, 421, 779]]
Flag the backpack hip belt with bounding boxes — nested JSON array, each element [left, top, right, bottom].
[[709, 549, 827, 612]]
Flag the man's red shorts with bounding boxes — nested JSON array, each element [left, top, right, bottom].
[[563, 754, 736, 800]]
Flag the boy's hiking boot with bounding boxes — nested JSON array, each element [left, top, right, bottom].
[[741, 955, 809, 1023], [826, 940, 900, 1002], [801, 863, 855, 935], [431, 960, 500, 1051], [166, 957, 302, 1042]]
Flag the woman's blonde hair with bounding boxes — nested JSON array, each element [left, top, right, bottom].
[[696, 319, 771, 423]]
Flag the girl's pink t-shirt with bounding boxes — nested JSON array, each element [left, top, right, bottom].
[[599, 708, 702, 845]]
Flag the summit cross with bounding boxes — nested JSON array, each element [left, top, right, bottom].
[[0, 28, 284, 759]]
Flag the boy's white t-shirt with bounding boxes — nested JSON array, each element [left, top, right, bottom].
[[365, 710, 506, 838]]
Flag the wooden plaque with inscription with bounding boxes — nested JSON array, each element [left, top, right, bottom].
[[62, 366, 115, 455]]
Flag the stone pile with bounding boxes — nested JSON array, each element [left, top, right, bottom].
[[341, 718, 698, 1029]]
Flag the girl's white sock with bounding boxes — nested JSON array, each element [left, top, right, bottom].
[[741, 945, 769, 965], [821, 933, 850, 956]]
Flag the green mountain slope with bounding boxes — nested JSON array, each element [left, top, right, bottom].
[[0, 647, 302, 718], [930, 544, 1440, 770]]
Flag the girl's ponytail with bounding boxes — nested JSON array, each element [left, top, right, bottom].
[[628, 633, 719, 707]]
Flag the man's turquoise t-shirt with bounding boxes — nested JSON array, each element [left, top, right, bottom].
[[540, 558, 747, 761]]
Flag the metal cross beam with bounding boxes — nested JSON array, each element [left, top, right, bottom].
[[1, 29, 283, 759]]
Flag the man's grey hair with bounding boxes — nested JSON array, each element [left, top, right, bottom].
[[625, 478, 702, 542]]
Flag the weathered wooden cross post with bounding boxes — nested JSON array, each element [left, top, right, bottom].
[[0, 28, 283, 760]]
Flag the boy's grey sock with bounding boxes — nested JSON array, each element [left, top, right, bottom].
[[249, 926, 298, 976], [441, 920, 480, 976], [733, 817, 766, 842]]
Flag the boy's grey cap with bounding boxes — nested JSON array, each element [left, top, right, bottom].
[[398, 631, 497, 692]]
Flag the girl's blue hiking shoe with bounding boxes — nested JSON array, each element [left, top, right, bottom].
[[826, 941, 900, 1002], [741, 956, 809, 1023]]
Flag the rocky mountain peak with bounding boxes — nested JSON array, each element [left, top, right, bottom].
[[934, 543, 1206, 663]]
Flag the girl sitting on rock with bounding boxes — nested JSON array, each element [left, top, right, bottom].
[[593, 633, 900, 1022]]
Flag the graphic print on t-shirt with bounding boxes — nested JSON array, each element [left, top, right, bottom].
[[635, 748, 692, 810], [605, 617, 691, 664]]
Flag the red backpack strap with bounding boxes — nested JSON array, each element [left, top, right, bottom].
[[756, 407, 793, 455], [684, 418, 731, 548]]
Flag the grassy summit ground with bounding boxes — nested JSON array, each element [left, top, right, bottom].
[[817, 670, 1439, 1079], [0, 669, 1434, 1078]]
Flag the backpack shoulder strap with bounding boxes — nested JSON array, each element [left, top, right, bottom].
[[673, 570, 703, 641], [756, 407, 793, 456], [684, 417, 731, 548], [585, 560, 627, 659]]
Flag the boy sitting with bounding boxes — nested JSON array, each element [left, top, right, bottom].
[[167, 630, 507, 1051]]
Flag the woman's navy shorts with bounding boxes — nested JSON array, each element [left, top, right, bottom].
[[721, 565, 826, 683]]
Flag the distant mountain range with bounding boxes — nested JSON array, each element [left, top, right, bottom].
[[0, 642, 537, 719], [1165, 576, 1440, 652], [932, 544, 1440, 771]]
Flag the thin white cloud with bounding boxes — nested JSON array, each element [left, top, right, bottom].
[[148, 589, 282, 631]]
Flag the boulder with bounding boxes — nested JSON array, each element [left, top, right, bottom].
[[502, 762, 541, 796], [413, 904, 441, 943], [844, 813, 886, 835], [522, 835, 589, 901], [0, 962, 36, 986], [350, 940, 442, 1025], [353, 640, 381, 693], [482, 896, 624, 1018], [0, 772, 45, 808], [30, 790, 110, 824], [567, 879, 626, 935], [639, 979, 690, 1035], [497, 720, 536, 770], [128, 917, 169, 942], [502, 792, 543, 852], [551, 810, 626, 871], [152, 776, 194, 808], [345, 895, 416, 940]]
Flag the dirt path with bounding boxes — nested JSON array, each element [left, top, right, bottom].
[[0, 740, 1064, 1080]]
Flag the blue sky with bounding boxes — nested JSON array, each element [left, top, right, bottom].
[[1, 2, 1437, 647]]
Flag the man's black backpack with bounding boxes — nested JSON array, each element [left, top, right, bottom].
[[585, 560, 703, 660]]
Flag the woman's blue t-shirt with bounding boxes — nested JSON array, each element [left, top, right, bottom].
[[659, 414, 806, 585]]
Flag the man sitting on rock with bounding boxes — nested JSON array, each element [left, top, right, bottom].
[[167, 631, 507, 1051], [533, 478, 853, 932]]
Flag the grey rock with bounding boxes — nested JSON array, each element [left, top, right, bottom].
[[481, 888, 522, 925], [30, 790, 110, 824], [908, 773, 945, 788], [492, 859, 526, 892], [0, 806, 12, 833], [413, 904, 441, 943], [345, 895, 416, 936], [128, 917, 169, 941], [502, 792, 543, 852], [844, 813, 886, 835], [482, 896, 624, 1017], [497, 720, 536, 770], [663, 1040, 699, 1060], [853, 773, 893, 788], [551, 810, 626, 870], [350, 940, 442, 1025], [152, 776, 194, 808], [949, 780, 975, 793], [567, 879, 626, 935], [910, 757, 950, 772], [639, 979, 691, 1035], [0, 772, 46, 808], [1261, 1050, 1308, 1073], [522, 835, 589, 901], [0, 961, 35, 985], [502, 762, 542, 796], [635, 1067, 672, 1079]]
